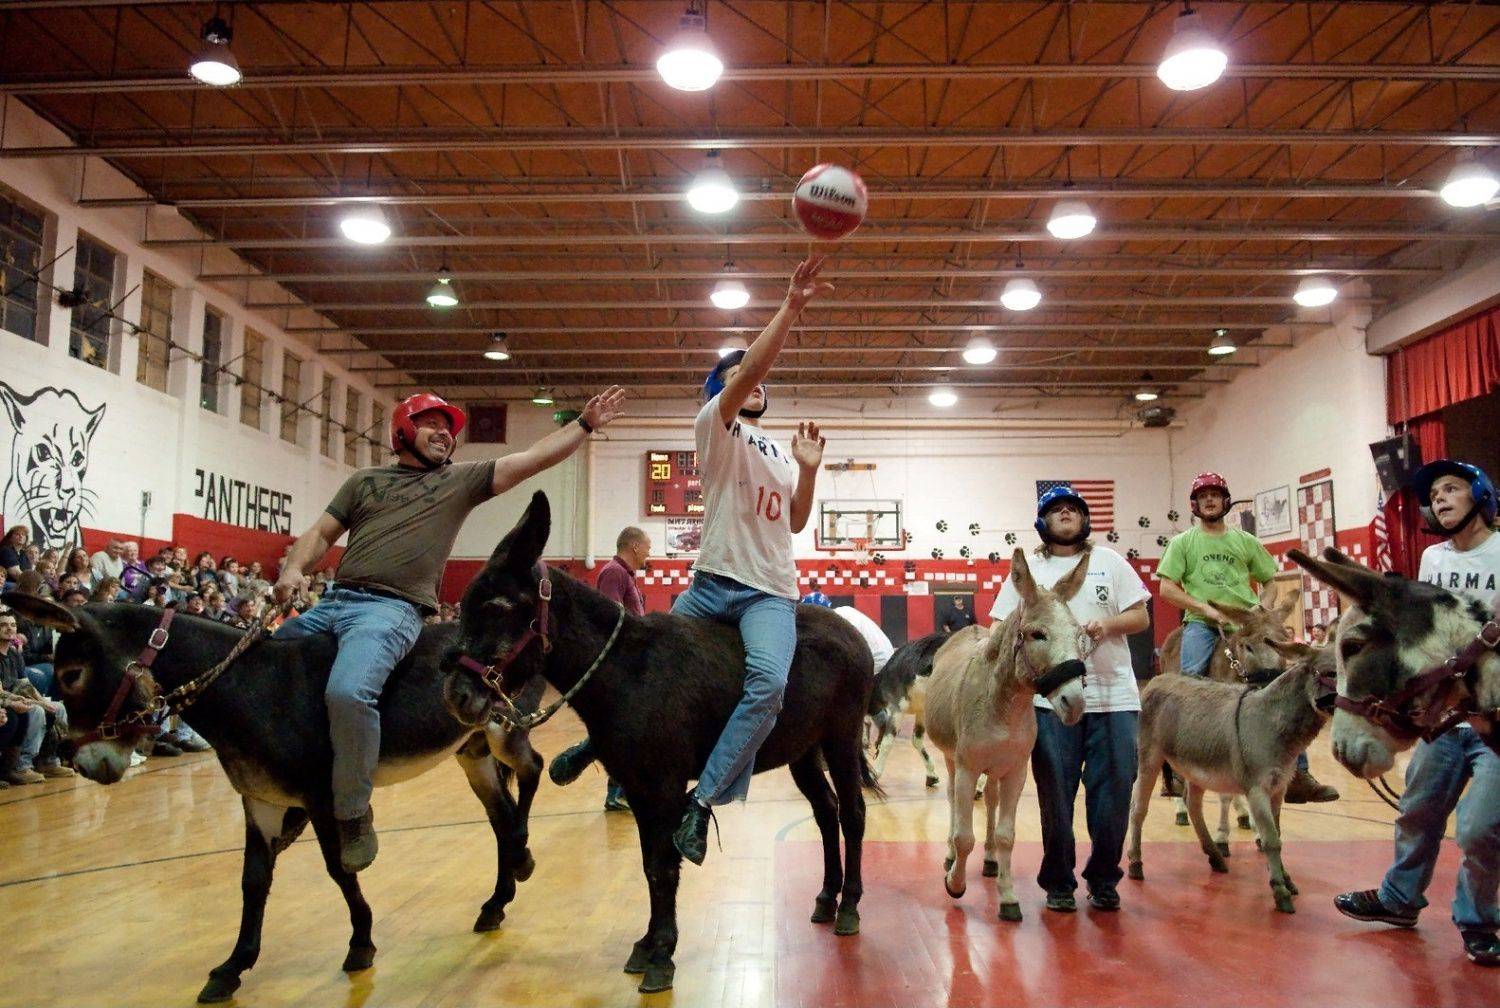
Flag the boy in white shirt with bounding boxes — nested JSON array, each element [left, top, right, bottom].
[[832, 605, 894, 676], [990, 486, 1151, 913]]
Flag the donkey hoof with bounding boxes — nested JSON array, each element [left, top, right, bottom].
[[1175, 811, 1189, 827], [1127, 860, 1144, 881], [1273, 888, 1296, 914], [624, 944, 651, 975], [943, 855, 955, 872], [998, 902, 1023, 923], [1208, 855, 1229, 874], [342, 945, 376, 973], [944, 876, 965, 900], [473, 905, 506, 932], [1237, 813, 1253, 831], [1285, 877, 1299, 896], [1214, 841, 1231, 859], [834, 906, 861, 936], [810, 895, 838, 924], [638, 963, 675, 994], [512, 849, 536, 883], [925, 775, 940, 788], [197, 973, 241, 1004], [983, 859, 999, 878]]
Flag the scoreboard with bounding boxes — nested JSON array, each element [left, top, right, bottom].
[[644, 450, 703, 517]]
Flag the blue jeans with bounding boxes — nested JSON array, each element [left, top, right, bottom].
[[24, 663, 55, 698], [1379, 728, 1500, 932], [274, 588, 424, 819], [672, 572, 797, 805], [1032, 708, 1139, 894], [1180, 619, 1309, 771]]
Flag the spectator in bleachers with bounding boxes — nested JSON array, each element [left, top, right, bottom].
[[89, 538, 125, 585], [190, 552, 219, 593], [244, 561, 271, 598], [0, 610, 71, 783], [217, 556, 242, 598], [63, 547, 94, 591], [90, 577, 122, 604], [33, 555, 58, 593], [181, 593, 206, 616], [0, 525, 32, 583], [57, 574, 83, 597], [228, 597, 259, 629], [119, 542, 149, 599], [22, 543, 40, 571], [59, 587, 88, 609], [12, 571, 56, 695], [203, 590, 228, 622], [171, 545, 190, 570]]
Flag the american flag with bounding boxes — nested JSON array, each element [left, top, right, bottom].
[[1037, 479, 1115, 532], [1371, 489, 1392, 572]]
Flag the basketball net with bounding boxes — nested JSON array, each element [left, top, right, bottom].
[[850, 537, 871, 565]]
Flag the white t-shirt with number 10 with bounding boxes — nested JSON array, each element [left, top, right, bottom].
[[691, 396, 799, 600], [989, 545, 1152, 713]]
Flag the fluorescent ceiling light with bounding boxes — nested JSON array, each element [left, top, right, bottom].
[[1046, 199, 1097, 240], [656, 12, 722, 92], [1000, 277, 1042, 311], [710, 279, 750, 310], [928, 388, 958, 408], [1293, 276, 1337, 308], [483, 334, 511, 361], [1157, 9, 1228, 92], [339, 205, 392, 245], [1440, 151, 1500, 208], [962, 339, 997, 365]]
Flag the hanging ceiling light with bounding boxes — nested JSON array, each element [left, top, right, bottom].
[[1156, 6, 1228, 92], [962, 338, 997, 365], [483, 333, 511, 362], [188, 15, 242, 86], [1000, 277, 1042, 311], [425, 269, 458, 308], [1207, 329, 1236, 356], [1440, 150, 1500, 208], [1134, 372, 1160, 402], [1293, 276, 1338, 308], [339, 204, 392, 245], [928, 388, 958, 408], [656, 7, 723, 92], [718, 336, 749, 358], [685, 152, 739, 214], [710, 278, 750, 311], [531, 387, 555, 406], [1046, 199, 1097, 240]]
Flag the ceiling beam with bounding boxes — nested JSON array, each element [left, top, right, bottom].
[[288, 321, 1323, 336], [351, 363, 1243, 376], [335, 342, 1288, 358], [9, 127, 1498, 160], [246, 295, 1365, 312]]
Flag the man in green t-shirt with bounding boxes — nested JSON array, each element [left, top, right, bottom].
[[1156, 471, 1337, 803]]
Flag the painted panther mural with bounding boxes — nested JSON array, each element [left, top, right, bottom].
[[0, 381, 106, 551]]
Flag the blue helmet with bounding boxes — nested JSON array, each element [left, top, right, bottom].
[[1412, 459, 1497, 536], [1034, 485, 1092, 546], [703, 349, 768, 418]]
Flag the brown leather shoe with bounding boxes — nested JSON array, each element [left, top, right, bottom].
[[337, 808, 378, 873], [6, 767, 45, 785], [41, 764, 76, 779], [1284, 768, 1339, 804]]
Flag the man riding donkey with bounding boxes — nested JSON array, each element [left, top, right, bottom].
[[990, 485, 1151, 914], [1333, 459, 1500, 968], [1157, 471, 1339, 804], [273, 385, 626, 872], [549, 256, 835, 865]]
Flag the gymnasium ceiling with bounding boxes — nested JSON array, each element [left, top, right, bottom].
[[3, 1, 1500, 408]]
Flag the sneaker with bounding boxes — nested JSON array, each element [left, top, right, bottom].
[[1045, 891, 1077, 913], [549, 739, 596, 787], [1087, 886, 1121, 911], [6, 767, 45, 785], [1334, 889, 1418, 928], [1461, 930, 1500, 967], [337, 808, 378, 873], [165, 729, 212, 753], [40, 764, 75, 779], [151, 739, 183, 757], [128, 750, 147, 767], [673, 798, 713, 866], [1284, 768, 1339, 803]]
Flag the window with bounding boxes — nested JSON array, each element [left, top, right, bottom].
[[200, 308, 224, 413], [344, 388, 362, 466], [320, 374, 337, 459], [136, 270, 174, 392], [240, 328, 265, 430], [0, 190, 45, 342], [280, 351, 303, 444], [370, 401, 385, 462], [69, 233, 116, 367]]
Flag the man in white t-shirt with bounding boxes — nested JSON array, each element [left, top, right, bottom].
[[88, 538, 124, 585], [832, 605, 894, 676], [990, 485, 1151, 914], [1336, 459, 1500, 968]]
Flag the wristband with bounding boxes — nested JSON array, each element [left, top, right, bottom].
[[577, 415, 595, 434]]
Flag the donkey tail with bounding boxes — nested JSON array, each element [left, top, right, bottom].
[[859, 747, 887, 801]]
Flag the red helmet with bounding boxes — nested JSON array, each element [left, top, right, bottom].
[[1189, 471, 1230, 502], [390, 393, 466, 452]]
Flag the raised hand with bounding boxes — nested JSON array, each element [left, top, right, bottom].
[[786, 256, 834, 313], [581, 385, 627, 431], [791, 421, 826, 469]]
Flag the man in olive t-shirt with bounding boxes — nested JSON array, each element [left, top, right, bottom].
[[273, 387, 626, 872]]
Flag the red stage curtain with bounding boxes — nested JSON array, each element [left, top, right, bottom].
[[1387, 304, 1500, 425], [1384, 412, 1448, 577]]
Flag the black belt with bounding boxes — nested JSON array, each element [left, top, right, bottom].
[[333, 582, 434, 618]]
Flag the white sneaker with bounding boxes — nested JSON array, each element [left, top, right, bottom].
[[129, 751, 147, 767]]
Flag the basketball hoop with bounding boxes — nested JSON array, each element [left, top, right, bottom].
[[850, 537, 872, 565]]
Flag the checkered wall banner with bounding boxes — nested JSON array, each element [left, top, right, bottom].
[[1297, 479, 1341, 635]]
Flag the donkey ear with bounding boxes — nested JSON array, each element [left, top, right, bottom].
[[1275, 590, 1300, 621], [488, 491, 551, 571], [1009, 548, 1037, 604], [1213, 603, 1258, 627], [1, 592, 80, 632], [1268, 639, 1315, 663], [1257, 582, 1279, 607], [1289, 548, 1381, 609], [1052, 553, 1091, 602]]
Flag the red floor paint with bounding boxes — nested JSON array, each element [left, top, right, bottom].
[[775, 840, 1487, 1008]]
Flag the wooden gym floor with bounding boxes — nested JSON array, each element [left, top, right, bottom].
[[1, 708, 1478, 1008]]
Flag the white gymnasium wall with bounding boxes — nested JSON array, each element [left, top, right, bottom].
[[1169, 306, 1389, 532], [0, 97, 392, 545]]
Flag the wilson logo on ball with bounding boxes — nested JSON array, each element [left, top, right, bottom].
[[793, 164, 868, 241]]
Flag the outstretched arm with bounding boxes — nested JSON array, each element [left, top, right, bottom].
[[491, 386, 627, 495], [718, 258, 834, 426], [788, 422, 825, 534]]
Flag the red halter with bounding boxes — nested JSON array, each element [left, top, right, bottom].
[[76, 608, 175, 746], [457, 563, 553, 698]]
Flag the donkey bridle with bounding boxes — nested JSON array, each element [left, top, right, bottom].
[[456, 563, 625, 731], [1317, 607, 1500, 745]]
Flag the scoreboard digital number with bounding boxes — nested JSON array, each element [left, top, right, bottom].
[[644, 450, 703, 517]]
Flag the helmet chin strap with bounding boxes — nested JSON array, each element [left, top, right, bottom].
[[737, 386, 769, 420], [398, 431, 452, 470], [1426, 502, 1481, 539]]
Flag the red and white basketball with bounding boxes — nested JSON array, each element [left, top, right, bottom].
[[792, 163, 868, 241]]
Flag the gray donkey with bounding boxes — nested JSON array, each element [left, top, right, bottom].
[[1125, 639, 1334, 913]]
